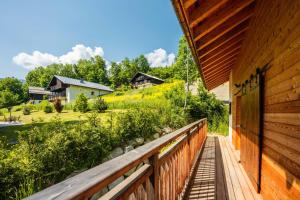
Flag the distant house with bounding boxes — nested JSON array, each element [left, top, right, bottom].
[[130, 72, 164, 88], [47, 75, 113, 103], [28, 87, 51, 104]]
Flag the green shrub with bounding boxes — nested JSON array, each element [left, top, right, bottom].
[[74, 94, 88, 113], [38, 100, 50, 111], [43, 105, 53, 113], [93, 97, 108, 113], [22, 106, 31, 115], [0, 117, 113, 199], [53, 99, 63, 113], [13, 105, 23, 112], [115, 108, 160, 142], [63, 102, 74, 110]]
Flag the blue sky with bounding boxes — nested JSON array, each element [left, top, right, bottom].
[[0, 0, 183, 79]]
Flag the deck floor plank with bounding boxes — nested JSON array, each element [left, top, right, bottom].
[[185, 135, 262, 200]]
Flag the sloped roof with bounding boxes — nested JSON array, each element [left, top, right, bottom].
[[130, 72, 164, 83], [172, 0, 256, 90], [53, 75, 113, 92], [28, 86, 51, 95]]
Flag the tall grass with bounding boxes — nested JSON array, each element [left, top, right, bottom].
[[103, 81, 182, 109]]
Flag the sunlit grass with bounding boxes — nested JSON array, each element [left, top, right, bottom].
[[103, 80, 183, 109]]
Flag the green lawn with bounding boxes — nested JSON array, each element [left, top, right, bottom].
[[0, 110, 117, 142]]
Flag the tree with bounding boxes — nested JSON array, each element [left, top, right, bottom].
[[74, 93, 88, 113], [133, 55, 150, 73], [109, 62, 122, 87], [0, 90, 19, 121], [75, 56, 110, 85], [0, 77, 26, 102], [149, 66, 173, 80], [53, 99, 64, 113], [172, 36, 198, 83], [93, 97, 108, 113]]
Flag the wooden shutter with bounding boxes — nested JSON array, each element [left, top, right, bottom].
[[240, 74, 263, 192]]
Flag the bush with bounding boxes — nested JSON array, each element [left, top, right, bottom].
[[13, 105, 23, 112], [53, 99, 64, 113], [93, 97, 108, 113], [23, 106, 31, 115], [38, 100, 50, 111], [115, 108, 160, 142], [3, 115, 20, 122], [43, 105, 53, 113], [0, 117, 113, 199], [74, 94, 88, 113]]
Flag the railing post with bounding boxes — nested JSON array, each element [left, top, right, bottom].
[[149, 153, 159, 200], [187, 128, 191, 169]]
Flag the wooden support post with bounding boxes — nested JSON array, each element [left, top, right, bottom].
[[149, 153, 159, 200]]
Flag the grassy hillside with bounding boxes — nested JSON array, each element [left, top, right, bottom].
[[103, 80, 183, 109]]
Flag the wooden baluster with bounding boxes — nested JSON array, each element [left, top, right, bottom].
[[187, 129, 191, 174], [149, 153, 159, 200]]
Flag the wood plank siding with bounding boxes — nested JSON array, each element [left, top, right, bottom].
[[231, 1, 300, 199], [172, 0, 300, 199]]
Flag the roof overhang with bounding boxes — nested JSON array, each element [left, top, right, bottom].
[[172, 0, 256, 90]]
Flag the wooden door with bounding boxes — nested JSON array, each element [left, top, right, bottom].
[[240, 74, 263, 192], [236, 96, 241, 150]]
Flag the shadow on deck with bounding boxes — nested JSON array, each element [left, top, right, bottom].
[[185, 136, 262, 200]]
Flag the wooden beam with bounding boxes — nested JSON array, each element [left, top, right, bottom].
[[202, 52, 238, 69], [201, 45, 241, 66], [204, 62, 234, 77], [200, 40, 242, 64], [192, 0, 254, 41], [205, 68, 232, 82], [207, 76, 230, 88], [203, 57, 236, 74], [197, 26, 247, 54], [206, 75, 230, 88], [207, 77, 230, 90], [183, 0, 197, 10], [203, 60, 235, 80], [205, 65, 232, 79], [196, 18, 249, 51], [195, 4, 254, 46], [198, 31, 245, 57], [189, 0, 229, 27], [207, 76, 229, 87]]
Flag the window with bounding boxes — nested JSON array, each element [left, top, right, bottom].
[[91, 91, 94, 95]]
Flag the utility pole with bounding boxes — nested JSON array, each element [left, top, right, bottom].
[[184, 46, 189, 109]]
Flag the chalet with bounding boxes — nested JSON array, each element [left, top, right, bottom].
[[28, 86, 51, 104], [130, 72, 164, 88], [28, 1, 300, 200], [47, 75, 113, 103], [172, 0, 300, 199]]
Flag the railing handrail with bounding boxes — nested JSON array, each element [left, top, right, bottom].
[[26, 118, 207, 200]]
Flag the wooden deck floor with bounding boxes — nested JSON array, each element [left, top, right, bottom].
[[186, 135, 262, 200]]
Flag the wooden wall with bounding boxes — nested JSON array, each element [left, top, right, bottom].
[[230, 0, 300, 199]]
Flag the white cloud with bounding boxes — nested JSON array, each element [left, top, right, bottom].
[[145, 48, 175, 67], [13, 44, 104, 70]]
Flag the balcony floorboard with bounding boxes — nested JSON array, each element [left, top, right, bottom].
[[186, 135, 262, 200]]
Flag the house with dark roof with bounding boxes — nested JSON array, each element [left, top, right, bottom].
[[28, 86, 51, 104], [130, 72, 164, 88], [47, 75, 113, 103]]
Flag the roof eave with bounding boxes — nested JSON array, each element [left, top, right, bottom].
[[171, 0, 208, 89]]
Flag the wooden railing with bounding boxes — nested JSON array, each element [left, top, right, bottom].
[[26, 119, 207, 200]]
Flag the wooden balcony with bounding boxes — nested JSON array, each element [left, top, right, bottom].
[[25, 119, 261, 200]]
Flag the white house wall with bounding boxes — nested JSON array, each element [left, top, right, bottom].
[[66, 85, 111, 103]]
